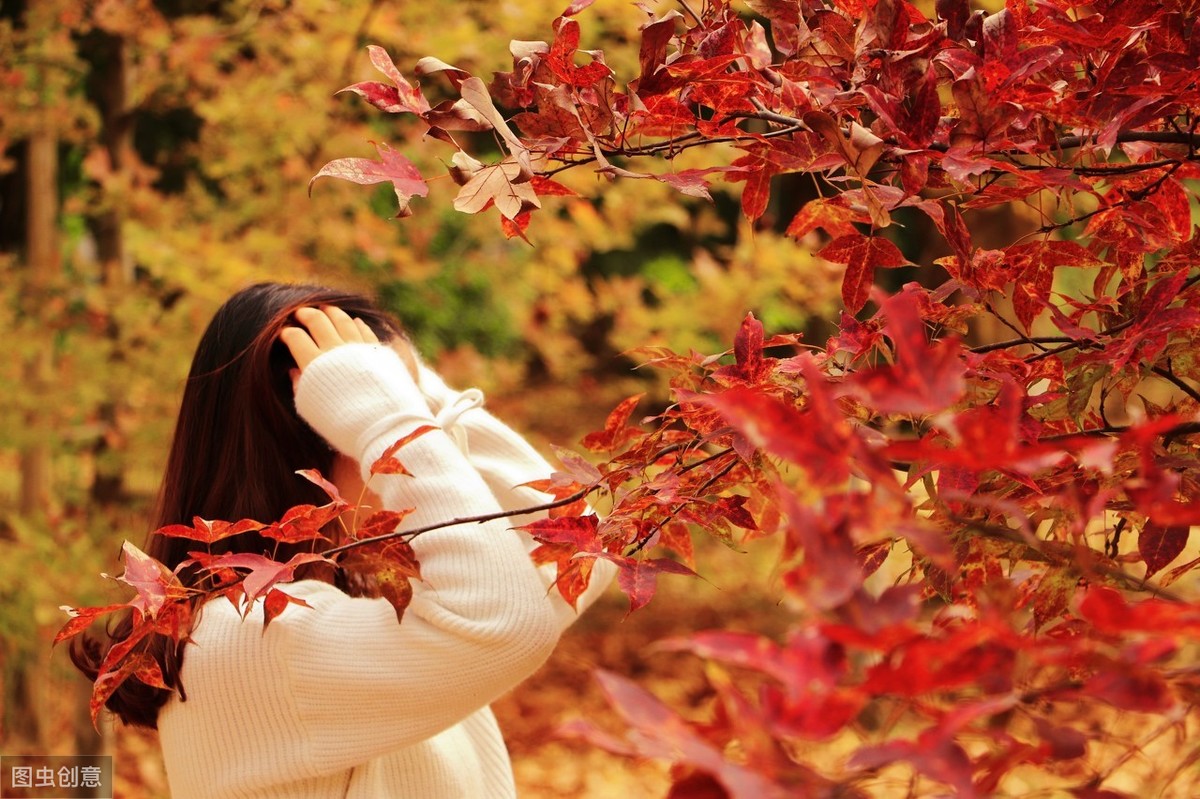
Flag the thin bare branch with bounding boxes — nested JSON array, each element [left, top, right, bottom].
[[320, 484, 596, 558]]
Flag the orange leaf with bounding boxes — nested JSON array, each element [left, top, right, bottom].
[[54, 604, 129, 646], [262, 588, 310, 633], [370, 424, 437, 476]]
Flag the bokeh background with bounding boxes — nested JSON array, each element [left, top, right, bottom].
[[0, 0, 1022, 795]]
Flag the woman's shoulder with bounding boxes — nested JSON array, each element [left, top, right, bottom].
[[190, 579, 396, 645]]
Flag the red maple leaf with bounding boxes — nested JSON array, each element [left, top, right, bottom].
[[352, 508, 415, 540], [785, 196, 867, 241], [730, 134, 842, 221], [118, 541, 188, 619], [90, 652, 168, 728], [819, 233, 910, 313], [54, 603, 131, 646], [713, 312, 774, 383], [261, 588, 311, 631], [521, 514, 603, 551], [260, 502, 342, 544], [701, 371, 857, 489], [1138, 522, 1190, 579], [155, 516, 266, 545], [310, 141, 429, 218], [338, 538, 421, 623], [521, 476, 590, 518], [295, 468, 345, 504], [1006, 240, 1104, 332], [186, 551, 332, 610], [602, 553, 695, 614], [585, 669, 791, 799], [546, 17, 611, 88], [338, 46, 433, 116], [580, 393, 645, 452], [848, 288, 966, 414]]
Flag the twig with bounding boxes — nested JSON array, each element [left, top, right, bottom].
[[678, 446, 736, 474], [961, 517, 1187, 602], [1099, 382, 1114, 430], [984, 301, 1050, 351], [626, 452, 741, 556], [320, 484, 595, 557], [1041, 425, 1128, 442], [541, 118, 1200, 191], [723, 112, 1200, 157], [677, 0, 702, 25], [1158, 723, 1200, 796], [971, 335, 1076, 354], [1163, 421, 1200, 447], [748, 99, 812, 130], [1092, 713, 1184, 784], [1017, 158, 1182, 176], [1023, 316, 1139, 362], [1053, 129, 1200, 152], [542, 123, 806, 177], [1150, 363, 1200, 406], [1105, 517, 1126, 559]]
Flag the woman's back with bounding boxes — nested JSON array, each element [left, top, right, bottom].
[[158, 580, 520, 799], [72, 287, 612, 797]]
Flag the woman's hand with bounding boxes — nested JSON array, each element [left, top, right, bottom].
[[281, 306, 418, 380], [287, 306, 431, 458], [281, 306, 379, 370]]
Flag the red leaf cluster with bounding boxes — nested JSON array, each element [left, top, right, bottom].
[[60, 431, 436, 726]]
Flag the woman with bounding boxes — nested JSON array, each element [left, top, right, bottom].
[[74, 282, 610, 798]]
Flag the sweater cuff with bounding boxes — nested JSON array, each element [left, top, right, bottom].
[[294, 344, 434, 459]]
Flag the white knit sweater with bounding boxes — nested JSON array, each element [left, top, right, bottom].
[[157, 345, 611, 798]]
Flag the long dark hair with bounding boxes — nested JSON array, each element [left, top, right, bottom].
[[72, 282, 403, 728]]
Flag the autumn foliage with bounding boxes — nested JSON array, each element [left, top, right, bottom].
[[61, 0, 1200, 795]]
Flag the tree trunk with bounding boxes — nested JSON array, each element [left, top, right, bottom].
[[88, 31, 133, 506], [77, 31, 131, 776], [19, 131, 58, 520], [3, 655, 42, 745], [73, 676, 110, 798]]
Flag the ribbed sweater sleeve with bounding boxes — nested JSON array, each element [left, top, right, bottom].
[[285, 344, 562, 773], [417, 364, 617, 624]]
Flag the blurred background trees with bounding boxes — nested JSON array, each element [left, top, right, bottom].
[[0, 0, 1036, 795]]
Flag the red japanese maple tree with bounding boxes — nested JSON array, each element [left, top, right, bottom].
[[63, 0, 1200, 794]]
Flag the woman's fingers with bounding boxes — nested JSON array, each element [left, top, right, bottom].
[[325, 305, 364, 344], [292, 306, 344, 350], [284, 306, 383, 374], [280, 326, 321, 371], [354, 317, 379, 343]]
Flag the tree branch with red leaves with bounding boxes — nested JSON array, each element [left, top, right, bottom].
[[65, 0, 1200, 794]]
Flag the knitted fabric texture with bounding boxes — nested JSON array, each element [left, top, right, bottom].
[[157, 345, 612, 798], [294, 344, 432, 457]]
